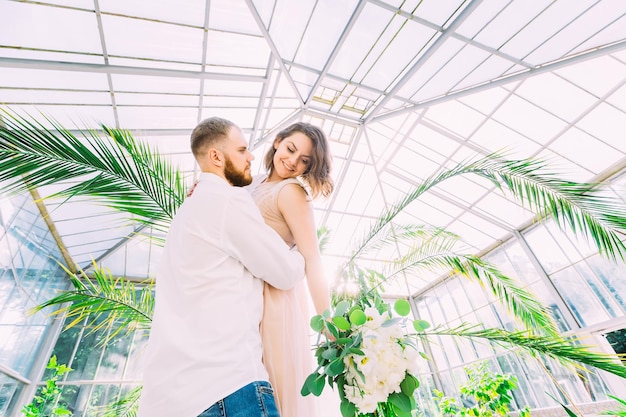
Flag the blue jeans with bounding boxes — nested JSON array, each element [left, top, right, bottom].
[[197, 381, 279, 417]]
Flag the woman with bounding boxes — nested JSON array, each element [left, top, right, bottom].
[[247, 122, 334, 417]]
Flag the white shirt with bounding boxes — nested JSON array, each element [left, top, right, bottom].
[[137, 173, 305, 417]]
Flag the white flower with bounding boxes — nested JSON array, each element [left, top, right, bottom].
[[344, 383, 382, 413], [362, 306, 387, 329], [333, 303, 421, 415], [403, 343, 421, 375], [355, 347, 379, 376]]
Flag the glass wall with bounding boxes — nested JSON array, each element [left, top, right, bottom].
[[411, 235, 615, 415], [44, 317, 147, 416], [0, 190, 147, 416], [410, 172, 626, 415], [0, 192, 68, 416], [524, 222, 626, 328]]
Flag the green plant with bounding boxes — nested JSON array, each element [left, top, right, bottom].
[[22, 355, 73, 417], [552, 393, 626, 417], [434, 361, 530, 417], [603, 394, 626, 416]]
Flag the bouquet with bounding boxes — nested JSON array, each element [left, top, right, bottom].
[[301, 290, 430, 417]]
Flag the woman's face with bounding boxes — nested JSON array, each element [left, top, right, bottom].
[[270, 132, 313, 180]]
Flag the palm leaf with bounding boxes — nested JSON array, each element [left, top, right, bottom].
[[603, 394, 626, 416], [478, 156, 626, 261], [93, 386, 142, 417], [421, 323, 626, 379], [546, 392, 582, 417], [346, 153, 626, 267], [317, 226, 331, 253], [30, 262, 153, 344], [383, 238, 559, 336], [0, 108, 186, 228], [360, 224, 458, 261]]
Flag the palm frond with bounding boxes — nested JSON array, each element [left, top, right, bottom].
[[30, 262, 153, 344], [0, 108, 186, 225], [473, 156, 626, 261], [383, 240, 559, 336], [93, 386, 141, 417], [603, 394, 626, 416], [346, 153, 626, 266], [360, 224, 459, 261], [422, 323, 626, 379], [317, 226, 331, 253]]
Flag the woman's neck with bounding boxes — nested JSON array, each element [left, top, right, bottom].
[[266, 169, 282, 182]]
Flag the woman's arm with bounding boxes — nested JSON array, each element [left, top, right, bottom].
[[277, 183, 331, 315]]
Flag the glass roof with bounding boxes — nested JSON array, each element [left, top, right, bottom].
[[1, 0, 625, 297]]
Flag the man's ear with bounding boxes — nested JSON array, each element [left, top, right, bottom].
[[207, 148, 224, 167]]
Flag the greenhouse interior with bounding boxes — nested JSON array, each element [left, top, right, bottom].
[[1, 0, 626, 416]]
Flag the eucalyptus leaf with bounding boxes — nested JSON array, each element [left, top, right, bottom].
[[332, 316, 351, 331], [321, 347, 338, 360], [326, 358, 346, 377], [303, 373, 325, 397], [301, 374, 314, 396], [400, 373, 419, 396], [381, 317, 402, 327], [348, 348, 365, 356], [394, 299, 411, 316], [349, 309, 366, 326], [328, 322, 340, 339], [340, 399, 356, 417], [413, 319, 430, 332], [334, 300, 351, 316], [310, 315, 324, 332], [389, 392, 412, 412]]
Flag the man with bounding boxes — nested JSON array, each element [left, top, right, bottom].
[[137, 117, 306, 417]]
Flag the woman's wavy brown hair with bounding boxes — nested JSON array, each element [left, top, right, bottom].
[[264, 122, 334, 199]]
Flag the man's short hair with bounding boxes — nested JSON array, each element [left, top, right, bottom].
[[190, 117, 236, 157]]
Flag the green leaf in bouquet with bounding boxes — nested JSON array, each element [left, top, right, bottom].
[[340, 399, 357, 417], [310, 315, 325, 332], [382, 317, 402, 327], [349, 331, 363, 347], [337, 375, 347, 398], [389, 392, 413, 413], [302, 372, 326, 397], [333, 316, 352, 331], [348, 304, 360, 313], [327, 322, 340, 339], [326, 357, 346, 376], [321, 347, 338, 360], [314, 346, 326, 365], [300, 378, 311, 396], [400, 373, 420, 396], [413, 319, 431, 332], [392, 400, 415, 417], [327, 374, 335, 389], [349, 308, 367, 326], [335, 337, 353, 344], [394, 299, 411, 316], [348, 347, 365, 355], [335, 300, 351, 316]]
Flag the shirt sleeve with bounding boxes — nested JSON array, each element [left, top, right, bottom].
[[221, 188, 306, 290]]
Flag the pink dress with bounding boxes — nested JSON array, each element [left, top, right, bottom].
[[248, 175, 318, 417]]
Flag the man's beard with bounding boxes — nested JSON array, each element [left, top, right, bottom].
[[224, 157, 252, 187]]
